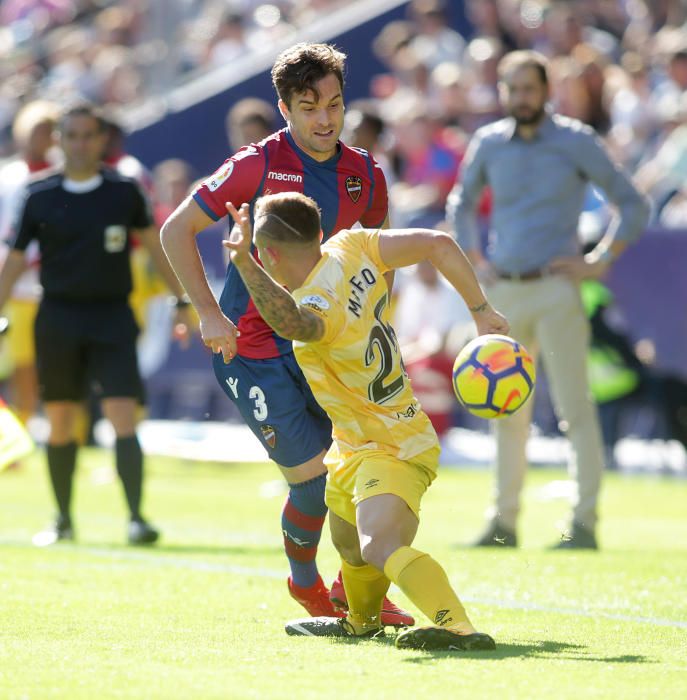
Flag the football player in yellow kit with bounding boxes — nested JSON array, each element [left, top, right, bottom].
[[217, 192, 508, 651]]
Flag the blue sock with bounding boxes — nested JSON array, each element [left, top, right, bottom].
[[282, 473, 327, 588]]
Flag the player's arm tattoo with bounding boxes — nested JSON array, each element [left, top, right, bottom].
[[234, 257, 324, 342], [469, 301, 489, 313]]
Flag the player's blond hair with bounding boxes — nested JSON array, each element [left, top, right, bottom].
[[12, 100, 60, 147]]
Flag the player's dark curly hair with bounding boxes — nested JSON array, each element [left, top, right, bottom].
[[271, 43, 346, 108], [254, 192, 321, 245]]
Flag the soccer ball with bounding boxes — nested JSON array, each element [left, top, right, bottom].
[[452, 334, 536, 419]]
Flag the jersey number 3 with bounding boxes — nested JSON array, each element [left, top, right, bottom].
[[365, 295, 404, 404]]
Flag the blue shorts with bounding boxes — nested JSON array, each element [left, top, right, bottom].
[[213, 351, 332, 468]]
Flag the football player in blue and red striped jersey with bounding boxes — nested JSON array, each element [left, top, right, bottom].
[[161, 43, 412, 626]]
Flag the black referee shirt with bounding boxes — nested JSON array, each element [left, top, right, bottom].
[[12, 168, 153, 303]]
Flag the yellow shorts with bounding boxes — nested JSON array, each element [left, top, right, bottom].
[[324, 442, 440, 527], [6, 298, 38, 366]]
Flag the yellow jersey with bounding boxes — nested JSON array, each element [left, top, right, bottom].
[[292, 228, 438, 459]]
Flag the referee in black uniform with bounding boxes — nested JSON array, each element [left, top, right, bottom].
[[0, 103, 191, 545]]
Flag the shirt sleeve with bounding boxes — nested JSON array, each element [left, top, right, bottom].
[[9, 189, 36, 252], [445, 131, 487, 251], [192, 145, 266, 221], [130, 180, 155, 229], [333, 228, 392, 275], [574, 127, 651, 243], [359, 153, 389, 228], [361, 228, 392, 275], [293, 286, 346, 345]]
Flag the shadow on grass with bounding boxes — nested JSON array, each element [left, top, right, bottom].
[[1, 538, 286, 561], [95, 542, 283, 558], [400, 639, 654, 663], [307, 637, 653, 663], [145, 542, 281, 556]]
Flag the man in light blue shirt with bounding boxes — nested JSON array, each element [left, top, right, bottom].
[[447, 50, 650, 549]]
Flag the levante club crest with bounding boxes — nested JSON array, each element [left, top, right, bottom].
[[260, 424, 276, 448], [345, 176, 362, 203]]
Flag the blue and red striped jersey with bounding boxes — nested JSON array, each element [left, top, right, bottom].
[[193, 128, 388, 359]]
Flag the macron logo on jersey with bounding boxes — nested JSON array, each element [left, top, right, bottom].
[[268, 171, 303, 183]]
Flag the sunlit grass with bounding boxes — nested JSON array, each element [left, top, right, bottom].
[[1, 451, 685, 699]]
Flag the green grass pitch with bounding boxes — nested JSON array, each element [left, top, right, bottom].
[[1, 449, 685, 699]]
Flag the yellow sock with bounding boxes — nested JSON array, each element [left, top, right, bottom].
[[383, 546, 476, 634], [341, 559, 390, 633]]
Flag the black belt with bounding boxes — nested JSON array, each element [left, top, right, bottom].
[[496, 267, 550, 281]]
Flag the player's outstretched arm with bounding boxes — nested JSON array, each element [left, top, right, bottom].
[[161, 196, 240, 363], [136, 224, 194, 346], [223, 202, 325, 343], [137, 225, 188, 301], [378, 229, 509, 336], [160, 196, 221, 315]]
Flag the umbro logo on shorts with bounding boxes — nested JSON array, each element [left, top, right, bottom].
[[364, 478, 379, 489], [434, 609, 453, 626]]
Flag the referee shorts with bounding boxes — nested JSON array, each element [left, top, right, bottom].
[[324, 442, 440, 527], [35, 299, 143, 402]]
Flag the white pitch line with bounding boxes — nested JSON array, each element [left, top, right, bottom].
[[463, 596, 687, 630], [83, 545, 286, 580], [6, 542, 685, 631]]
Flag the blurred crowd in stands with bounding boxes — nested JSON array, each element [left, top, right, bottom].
[[1, 0, 686, 461], [0, 0, 352, 152], [5, 0, 687, 227]]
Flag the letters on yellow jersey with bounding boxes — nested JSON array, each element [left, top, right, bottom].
[[347, 267, 376, 318]]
